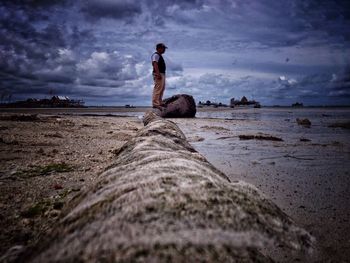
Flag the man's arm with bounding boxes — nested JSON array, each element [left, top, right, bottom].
[[152, 61, 162, 79]]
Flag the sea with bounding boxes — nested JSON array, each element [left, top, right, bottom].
[[64, 106, 350, 122]]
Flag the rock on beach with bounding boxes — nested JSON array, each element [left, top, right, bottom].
[[296, 118, 311, 127], [152, 94, 196, 118]]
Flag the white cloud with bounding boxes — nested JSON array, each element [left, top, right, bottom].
[[278, 75, 298, 86], [78, 52, 110, 72]]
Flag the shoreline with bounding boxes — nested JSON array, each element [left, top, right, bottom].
[[1, 105, 350, 114]]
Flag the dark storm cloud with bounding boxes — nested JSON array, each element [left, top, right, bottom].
[[81, 0, 141, 20], [0, 0, 66, 8], [267, 68, 350, 104], [0, 0, 98, 98], [0, 3, 65, 72], [293, 1, 350, 34], [329, 65, 350, 97], [156, 0, 350, 50]]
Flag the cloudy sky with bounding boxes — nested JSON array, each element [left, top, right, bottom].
[[1, 0, 350, 106]]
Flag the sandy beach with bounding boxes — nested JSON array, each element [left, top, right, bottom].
[[0, 107, 349, 262]]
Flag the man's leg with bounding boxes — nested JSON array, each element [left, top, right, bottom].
[[152, 75, 163, 107], [159, 73, 166, 105]]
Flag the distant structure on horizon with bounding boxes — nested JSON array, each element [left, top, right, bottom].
[[230, 96, 260, 108], [0, 96, 85, 108], [197, 100, 228, 108], [198, 96, 261, 108], [124, 104, 136, 108], [291, 102, 304, 107]]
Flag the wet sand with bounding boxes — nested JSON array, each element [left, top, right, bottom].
[[0, 107, 349, 262], [175, 108, 350, 262]]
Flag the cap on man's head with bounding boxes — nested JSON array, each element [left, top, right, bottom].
[[156, 43, 168, 49]]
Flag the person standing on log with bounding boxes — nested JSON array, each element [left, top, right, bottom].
[[151, 43, 167, 109]]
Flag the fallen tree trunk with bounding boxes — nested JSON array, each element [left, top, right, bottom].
[[21, 111, 312, 262]]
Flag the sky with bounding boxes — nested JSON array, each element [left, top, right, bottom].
[[0, 0, 350, 106]]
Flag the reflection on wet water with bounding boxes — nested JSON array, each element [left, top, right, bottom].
[[18, 106, 349, 123], [87, 107, 350, 123], [197, 107, 350, 122]]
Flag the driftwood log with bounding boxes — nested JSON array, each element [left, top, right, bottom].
[[21, 111, 312, 262]]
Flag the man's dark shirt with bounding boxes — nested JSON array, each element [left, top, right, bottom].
[[153, 52, 166, 74]]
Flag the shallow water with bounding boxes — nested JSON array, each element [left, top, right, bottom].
[[197, 107, 350, 121], [173, 107, 350, 262]]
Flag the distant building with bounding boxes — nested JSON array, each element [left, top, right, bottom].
[[230, 96, 260, 108], [0, 96, 85, 108], [254, 102, 261, 108], [124, 104, 136, 108], [198, 100, 228, 108], [230, 98, 236, 108], [292, 102, 303, 107], [198, 96, 261, 108], [241, 96, 248, 104]]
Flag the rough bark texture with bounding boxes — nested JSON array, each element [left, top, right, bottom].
[[20, 111, 312, 262], [161, 94, 196, 118]]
